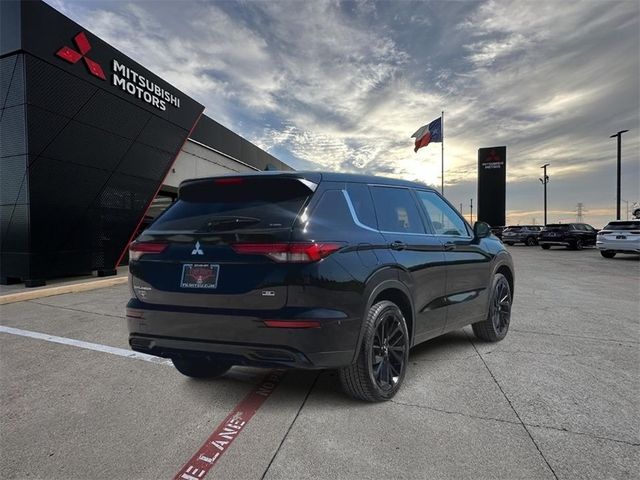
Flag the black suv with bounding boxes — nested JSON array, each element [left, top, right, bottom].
[[502, 225, 543, 246], [126, 172, 514, 401], [539, 223, 597, 250]]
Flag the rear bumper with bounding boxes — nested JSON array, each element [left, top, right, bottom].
[[596, 240, 640, 253], [126, 299, 360, 369]]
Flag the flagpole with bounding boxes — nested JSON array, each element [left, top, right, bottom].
[[441, 110, 444, 194]]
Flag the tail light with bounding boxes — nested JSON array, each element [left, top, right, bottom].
[[214, 177, 244, 185], [129, 241, 168, 261], [232, 242, 343, 263]]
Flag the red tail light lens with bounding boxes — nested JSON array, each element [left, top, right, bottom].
[[129, 241, 168, 261], [263, 320, 321, 328], [214, 177, 244, 185], [232, 242, 343, 263]]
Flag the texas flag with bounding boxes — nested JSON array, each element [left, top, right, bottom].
[[411, 117, 442, 153]]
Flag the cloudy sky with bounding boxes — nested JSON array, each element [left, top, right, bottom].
[[48, 0, 639, 227]]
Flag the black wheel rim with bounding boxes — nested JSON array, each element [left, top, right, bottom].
[[371, 312, 407, 390], [491, 279, 511, 335]]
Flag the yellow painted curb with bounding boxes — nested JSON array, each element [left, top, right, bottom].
[[0, 276, 128, 305]]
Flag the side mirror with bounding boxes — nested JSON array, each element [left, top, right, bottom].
[[473, 221, 491, 239]]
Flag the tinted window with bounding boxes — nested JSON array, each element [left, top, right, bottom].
[[151, 178, 311, 232], [346, 183, 377, 229], [416, 191, 469, 236], [370, 186, 424, 233], [604, 221, 640, 230], [307, 189, 354, 233], [546, 224, 571, 231]]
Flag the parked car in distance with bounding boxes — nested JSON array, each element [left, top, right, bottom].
[[502, 225, 543, 246], [539, 223, 598, 250], [490, 226, 506, 240], [126, 172, 515, 402], [596, 220, 640, 258]]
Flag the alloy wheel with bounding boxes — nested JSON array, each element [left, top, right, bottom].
[[371, 312, 407, 390], [491, 278, 511, 335]]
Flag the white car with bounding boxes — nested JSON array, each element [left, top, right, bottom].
[[596, 220, 640, 258]]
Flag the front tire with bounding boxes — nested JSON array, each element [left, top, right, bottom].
[[541, 244, 551, 250], [600, 250, 616, 258], [505, 242, 515, 246], [472, 273, 512, 342], [526, 237, 537, 246], [172, 358, 232, 378], [339, 301, 409, 402]]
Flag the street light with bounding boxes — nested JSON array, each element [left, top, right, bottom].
[[610, 130, 629, 220], [539, 163, 550, 226]]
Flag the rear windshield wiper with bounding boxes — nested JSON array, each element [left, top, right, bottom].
[[196, 216, 261, 232]]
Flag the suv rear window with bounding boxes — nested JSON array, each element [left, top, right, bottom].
[[604, 221, 640, 230], [149, 177, 313, 233]]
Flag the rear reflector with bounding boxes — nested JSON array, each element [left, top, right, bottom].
[[129, 241, 168, 261], [232, 242, 343, 263], [264, 320, 321, 328]]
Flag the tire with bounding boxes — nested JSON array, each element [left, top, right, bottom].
[[472, 273, 512, 342], [570, 238, 583, 250], [505, 242, 515, 246], [541, 244, 551, 249], [525, 237, 536, 246], [600, 250, 616, 258], [172, 358, 232, 379], [339, 300, 409, 402]]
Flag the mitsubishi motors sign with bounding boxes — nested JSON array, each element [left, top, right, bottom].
[[111, 59, 181, 111], [9, 1, 201, 129], [55, 31, 182, 112]]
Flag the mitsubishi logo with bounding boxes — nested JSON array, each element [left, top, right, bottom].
[[56, 32, 106, 80], [191, 241, 204, 256]]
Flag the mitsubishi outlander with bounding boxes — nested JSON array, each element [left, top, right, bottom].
[[126, 172, 514, 401]]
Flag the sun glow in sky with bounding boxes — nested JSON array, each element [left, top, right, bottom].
[[48, 0, 640, 227]]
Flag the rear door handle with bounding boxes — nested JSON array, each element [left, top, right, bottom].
[[444, 242, 456, 251], [390, 241, 406, 251]]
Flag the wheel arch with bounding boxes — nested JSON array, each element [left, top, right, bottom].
[[351, 274, 416, 363]]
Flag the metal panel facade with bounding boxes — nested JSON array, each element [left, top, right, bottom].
[[0, 1, 204, 283]]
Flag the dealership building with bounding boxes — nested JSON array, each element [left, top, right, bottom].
[[0, 0, 292, 286]]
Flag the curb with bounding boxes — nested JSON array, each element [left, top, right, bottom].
[[0, 276, 128, 305]]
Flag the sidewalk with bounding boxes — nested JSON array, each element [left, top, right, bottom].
[[0, 267, 129, 305]]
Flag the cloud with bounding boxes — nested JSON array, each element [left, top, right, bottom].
[[46, 0, 639, 227]]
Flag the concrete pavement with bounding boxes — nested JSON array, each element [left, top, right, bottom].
[[1, 246, 638, 479]]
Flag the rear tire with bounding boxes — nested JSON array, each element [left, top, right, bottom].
[[541, 244, 551, 249], [339, 300, 409, 402], [172, 358, 232, 378], [600, 250, 616, 258], [472, 273, 512, 342]]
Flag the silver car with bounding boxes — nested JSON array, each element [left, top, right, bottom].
[[596, 220, 640, 258]]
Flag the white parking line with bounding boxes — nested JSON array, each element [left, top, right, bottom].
[[0, 325, 171, 365]]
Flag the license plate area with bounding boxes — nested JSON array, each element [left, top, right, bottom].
[[180, 263, 220, 289], [616, 235, 627, 239]]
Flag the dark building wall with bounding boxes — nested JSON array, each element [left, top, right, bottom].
[[1, 1, 203, 282]]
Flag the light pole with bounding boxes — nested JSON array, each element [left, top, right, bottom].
[[539, 163, 550, 226], [470, 198, 473, 224], [610, 130, 629, 220]]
